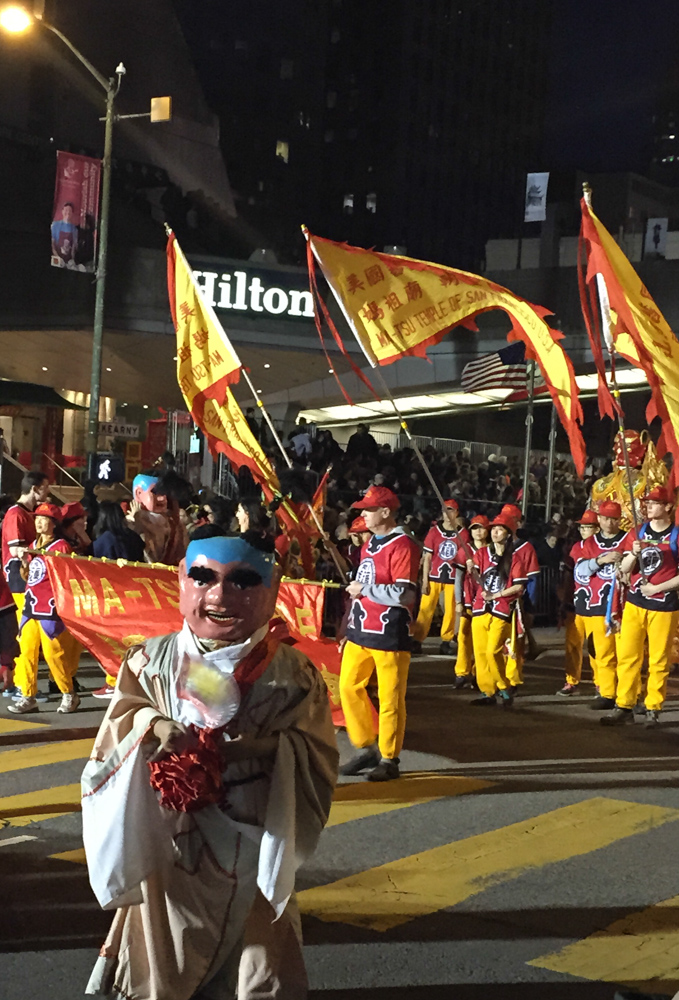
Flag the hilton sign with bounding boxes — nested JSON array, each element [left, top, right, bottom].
[[191, 264, 314, 321]]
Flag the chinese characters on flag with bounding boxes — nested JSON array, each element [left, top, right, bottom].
[[167, 232, 280, 495], [306, 231, 586, 476]]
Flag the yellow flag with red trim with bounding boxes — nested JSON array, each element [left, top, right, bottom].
[[580, 199, 679, 473], [305, 230, 585, 475], [166, 232, 280, 495]]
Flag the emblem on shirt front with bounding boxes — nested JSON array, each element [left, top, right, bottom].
[[26, 557, 47, 588], [482, 567, 503, 594], [438, 539, 458, 562], [640, 545, 663, 577], [574, 561, 591, 586], [356, 558, 376, 585]]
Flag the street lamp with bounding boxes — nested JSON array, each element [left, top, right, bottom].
[[0, 4, 123, 478]]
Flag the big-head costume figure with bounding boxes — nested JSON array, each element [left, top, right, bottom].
[[82, 533, 338, 1000], [131, 473, 187, 565]]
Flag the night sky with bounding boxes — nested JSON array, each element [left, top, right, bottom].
[[546, 0, 679, 172]]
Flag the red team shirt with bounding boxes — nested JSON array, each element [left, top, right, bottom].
[[470, 542, 536, 620], [423, 524, 470, 584], [620, 524, 679, 612], [572, 531, 626, 617], [23, 538, 72, 621], [346, 528, 420, 651], [1, 503, 35, 594]]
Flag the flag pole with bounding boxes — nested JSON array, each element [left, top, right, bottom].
[[582, 182, 641, 538], [544, 403, 558, 522], [521, 358, 536, 517]]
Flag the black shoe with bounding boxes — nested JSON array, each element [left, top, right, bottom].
[[470, 695, 497, 707], [367, 757, 400, 782], [48, 680, 59, 695], [453, 674, 473, 689], [590, 695, 616, 710], [633, 702, 647, 716], [645, 710, 660, 728], [410, 640, 422, 655], [339, 746, 380, 776], [72, 677, 82, 693], [499, 690, 514, 708], [439, 640, 454, 656], [600, 707, 634, 726]]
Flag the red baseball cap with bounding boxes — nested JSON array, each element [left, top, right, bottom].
[[644, 485, 673, 504], [501, 504, 522, 521], [349, 516, 368, 533], [598, 500, 621, 518], [35, 503, 63, 522], [578, 509, 599, 525], [470, 514, 490, 528], [443, 498, 459, 510], [491, 513, 516, 532], [352, 486, 400, 510], [61, 501, 86, 521]]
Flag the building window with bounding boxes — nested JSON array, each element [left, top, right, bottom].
[[324, 129, 335, 143], [326, 90, 337, 108], [366, 192, 377, 213], [275, 140, 289, 163], [280, 58, 294, 80], [343, 193, 354, 215], [234, 39, 248, 51]]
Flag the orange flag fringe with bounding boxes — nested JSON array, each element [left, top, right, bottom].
[[305, 230, 586, 476], [167, 232, 280, 496], [580, 199, 679, 479]]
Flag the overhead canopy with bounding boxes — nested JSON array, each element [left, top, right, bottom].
[[0, 380, 87, 409]]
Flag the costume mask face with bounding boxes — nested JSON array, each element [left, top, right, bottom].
[[179, 537, 279, 643], [133, 474, 167, 513]]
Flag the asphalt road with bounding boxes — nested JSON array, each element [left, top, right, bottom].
[[2, 630, 679, 1000]]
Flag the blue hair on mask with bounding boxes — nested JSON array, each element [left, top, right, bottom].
[[186, 536, 275, 586], [133, 474, 160, 493]]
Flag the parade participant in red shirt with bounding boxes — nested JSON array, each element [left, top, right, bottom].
[[339, 486, 420, 781], [557, 509, 599, 697], [602, 486, 679, 727], [498, 504, 540, 690], [412, 498, 470, 655], [565, 501, 625, 707], [1, 470, 49, 604], [469, 512, 529, 707], [9, 503, 81, 714], [455, 513, 489, 687]]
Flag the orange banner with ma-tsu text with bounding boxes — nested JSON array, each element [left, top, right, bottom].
[[44, 554, 345, 723], [307, 231, 585, 475]]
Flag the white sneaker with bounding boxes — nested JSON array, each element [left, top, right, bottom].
[[8, 696, 38, 714], [57, 692, 81, 714]]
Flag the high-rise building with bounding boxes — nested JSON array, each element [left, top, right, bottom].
[[174, 0, 552, 268]]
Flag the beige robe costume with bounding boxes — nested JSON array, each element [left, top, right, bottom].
[[81, 624, 338, 1000]]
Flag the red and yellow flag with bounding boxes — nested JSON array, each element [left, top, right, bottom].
[[580, 199, 679, 471], [167, 232, 280, 495], [306, 231, 585, 475]]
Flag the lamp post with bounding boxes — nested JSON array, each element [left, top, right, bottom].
[[0, 5, 123, 478]]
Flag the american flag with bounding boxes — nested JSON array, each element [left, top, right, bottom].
[[461, 342, 544, 392]]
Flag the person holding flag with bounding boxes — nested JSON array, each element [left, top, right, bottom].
[[454, 513, 490, 688], [602, 486, 679, 727], [498, 503, 540, 691], [557, 509, 600, 697], [468, 512, 529, 708], [338, 486, 420, 781], [412, 498, 469, 656], [564, 502, 626, 708]]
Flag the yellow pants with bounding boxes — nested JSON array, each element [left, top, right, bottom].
[[506, 637, 524, 688], [616, 602, 679, 711], [413, 581, 456, 642], [339, 641, 410, 759], [564, 613, 589, 686], [455, 614, 474, 677], [582, 616, 618, 699], [14, 619, 81, 698], [471, 613, 511, 696]]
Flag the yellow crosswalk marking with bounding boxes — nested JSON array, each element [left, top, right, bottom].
[[529, 893, 679, 992], [0, 783, 81, 827], [328, 773, 493, 828], [0, 738, 93, 774], [0, 717, 50, 735], [50, 847, 87, 864], [299, 798, 679, 932]]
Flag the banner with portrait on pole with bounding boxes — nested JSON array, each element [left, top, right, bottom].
[[50, 150, 101, 272]]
